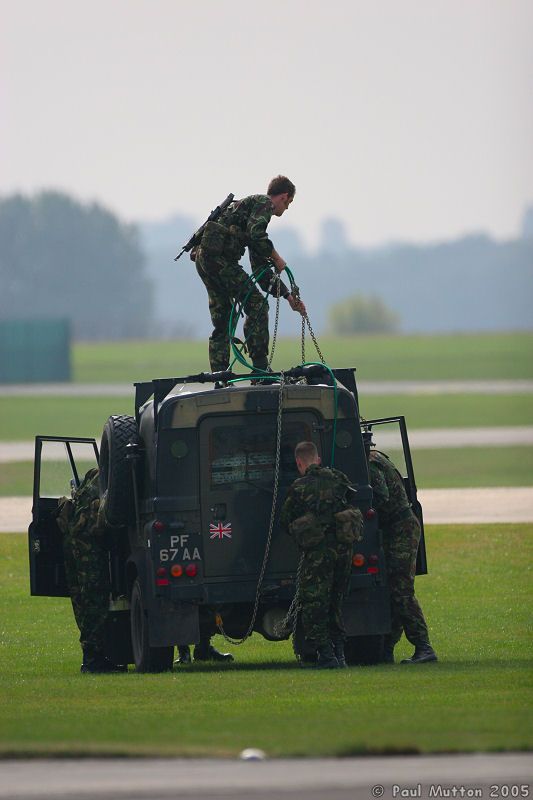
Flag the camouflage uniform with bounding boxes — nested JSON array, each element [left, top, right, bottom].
[[56, 468, 110, 662], [195, 194, 290, 373], [280, 464, 362, 648], [368, 450, 430, 649]]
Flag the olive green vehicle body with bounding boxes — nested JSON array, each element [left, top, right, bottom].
[[29, 366, 425, 670]]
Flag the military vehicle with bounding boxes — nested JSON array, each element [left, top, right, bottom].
[[28, 364, 426, 672]]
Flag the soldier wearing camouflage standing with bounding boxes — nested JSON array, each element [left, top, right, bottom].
[[368, 449, 437, 664], [280, 441, 363, 669], [56, 468, 120, 673], [194, 175, 306, 375]]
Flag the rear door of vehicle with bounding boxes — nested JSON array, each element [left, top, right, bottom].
[[361, 416, 427, 574], [199, 411, 321, 579], [29, 436, 99, 596]]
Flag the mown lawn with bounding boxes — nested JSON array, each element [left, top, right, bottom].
[[0, 525, 531, 756], [2, 446, 533, 497], [1, 394, 532, 442], [72, 332, 533, 383]]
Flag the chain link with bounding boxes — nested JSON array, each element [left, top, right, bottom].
[[216, 371, 285, 645], [267, 275, 281, 369]]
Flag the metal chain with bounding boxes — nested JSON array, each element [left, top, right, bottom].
[[304, 314, 326, 365], [267, 275, 281, 368], [273, 552, 304, 640], [216, 371, 285, 645]]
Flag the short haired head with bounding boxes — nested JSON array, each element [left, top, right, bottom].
[[267, 175, 296, 199], [294, 441, 320, 475]]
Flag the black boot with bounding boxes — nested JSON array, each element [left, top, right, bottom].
[[332, 639, 347, 668], [193, 641, 234, 662], [316, 642, 340, 669], [81, 653, 124, 674], [401, 642, 438, 664], [174, 645, 191, 665]]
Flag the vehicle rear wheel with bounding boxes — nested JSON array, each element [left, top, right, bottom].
[[130, 579, 174, 673], [345, 634, 384, 665], [99, 414, 138, 526]]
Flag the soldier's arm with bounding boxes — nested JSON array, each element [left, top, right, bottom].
[[369, 462, 390, 508]]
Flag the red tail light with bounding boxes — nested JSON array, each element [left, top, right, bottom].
[[156, 566, 169, 586], [185, 563, 197, 577], [367, 567, 379, 575], [365, 508, 376, 520], [368, 554, 379, 564], [153, 520, 166, 532], [352, 553, 365, 567], [171, 564, 183, 577]]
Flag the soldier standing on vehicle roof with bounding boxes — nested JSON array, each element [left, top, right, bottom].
[[193, 175, 306, 375], [367, 448, 437, 665], [280, 442, 363, 669], [56, 468, 123, 674]]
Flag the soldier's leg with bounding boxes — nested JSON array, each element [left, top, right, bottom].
[[62, 530, 84, 640], [328, 546, 352, 666], [76, 531, 111, 662], [388, 519, 437, 663], [298, 548, 339, 667], [218, 262, 269, 371], [207, 291, 232, 373], [196, 254, 232, 372]]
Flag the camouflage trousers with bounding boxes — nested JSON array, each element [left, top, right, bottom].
[[384, 513, 429, 648], [196, 250, 269, 373], [63, 526, 110, 659], [299, 540, 353, 647]]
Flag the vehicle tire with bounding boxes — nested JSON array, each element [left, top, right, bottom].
[[99, 414, 138, 527], [130, 579, 174, 673], [344, 634, 384, 666]]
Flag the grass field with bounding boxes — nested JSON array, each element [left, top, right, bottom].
[[0, 525, 531, 757], [72, 332, 533, 383], [2, 446, 533, 497], [1, 394, 532, 442]]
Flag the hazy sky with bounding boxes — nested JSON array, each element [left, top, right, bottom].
[[2, 0, 532, 247]]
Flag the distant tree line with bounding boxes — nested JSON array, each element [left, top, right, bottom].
[[0, 191, 154, 340]]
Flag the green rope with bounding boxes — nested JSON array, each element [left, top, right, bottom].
[[226, 265, 338, 466]]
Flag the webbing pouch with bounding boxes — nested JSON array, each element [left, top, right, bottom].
[[201, 221, 228, 255], [334, 507, 363, 544], [289, 512, 325, 550]]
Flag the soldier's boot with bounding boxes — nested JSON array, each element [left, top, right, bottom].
[[81, 651, 124, 674], [174, 645, 191, 665], [382, 642, 395, 664], [331, 639, 347, 668], [193, 640, 234, 662], [316, 642, 340, 669], [401, 642, 438, 664]]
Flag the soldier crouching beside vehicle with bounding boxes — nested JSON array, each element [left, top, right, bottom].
[[56, 468, 123, 674], [368, 449, 437, 665], [280, 441, 363, 669]]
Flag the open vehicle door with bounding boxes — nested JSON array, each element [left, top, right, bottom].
[[360, 416, 427, 575], [29, 436, 99, 597]]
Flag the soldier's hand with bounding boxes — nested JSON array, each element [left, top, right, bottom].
[[288, 295, 306, 315], [189, 247, 197, 262]]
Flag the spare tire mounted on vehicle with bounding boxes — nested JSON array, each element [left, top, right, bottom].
[[99, 414, 138, 526]]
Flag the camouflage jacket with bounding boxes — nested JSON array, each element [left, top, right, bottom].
[[217, 194, 290, 297], [56, 467, 106, 538], [368, 450, 411, 527], [280, 463, 355, 538]]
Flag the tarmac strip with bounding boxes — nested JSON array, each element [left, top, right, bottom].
[[2, 488, 533, 533], [1, 379, 533, 396], [0, 753, 531, 800]]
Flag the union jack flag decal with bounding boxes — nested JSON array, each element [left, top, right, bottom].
[[209, 521, 232, 540]]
